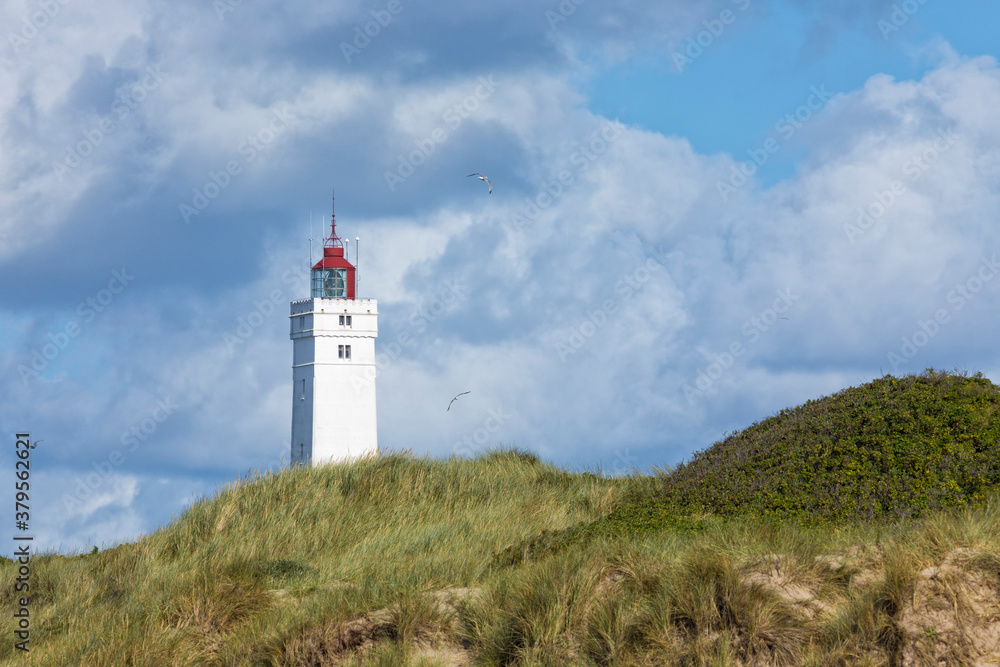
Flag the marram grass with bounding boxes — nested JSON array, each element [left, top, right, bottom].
[[2, 370, 999, 665]]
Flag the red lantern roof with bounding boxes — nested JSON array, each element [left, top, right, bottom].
[[311, 192, 357, 299], [313, 193, 355, 271]]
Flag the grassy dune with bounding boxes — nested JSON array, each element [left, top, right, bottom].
[[3, 369, 999, 665]]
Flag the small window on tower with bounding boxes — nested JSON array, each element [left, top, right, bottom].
[[339, 314, 353, 327], [345, 345, 352, 359], [346, 315, 352, 327], [339, 315, 344, 325], [338, 344, 345, 358], [298, 316, 305, 330]]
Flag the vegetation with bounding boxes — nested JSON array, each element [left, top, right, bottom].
[[2, 369, 999, 665], [656, 368, 1000, 524]]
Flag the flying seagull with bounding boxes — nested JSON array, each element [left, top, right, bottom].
[[447, 391, 471, 411], [467, 173, 492, 194]]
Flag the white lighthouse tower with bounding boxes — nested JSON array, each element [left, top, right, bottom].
[[289, 196, 378, 465]]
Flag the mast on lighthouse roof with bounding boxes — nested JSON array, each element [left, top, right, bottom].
[[311, 193, 357, 299]]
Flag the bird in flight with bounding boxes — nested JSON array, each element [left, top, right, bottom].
[[467, 173, 492, 194], [447, 391, 471, 411]]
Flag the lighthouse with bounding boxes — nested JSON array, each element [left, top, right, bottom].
[[289, 196, 378, 465]]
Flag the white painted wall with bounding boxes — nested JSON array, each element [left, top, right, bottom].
[[290, 298, 378, 465]]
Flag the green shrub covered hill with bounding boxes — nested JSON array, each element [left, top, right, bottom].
[[609, 367, 1000, 532]]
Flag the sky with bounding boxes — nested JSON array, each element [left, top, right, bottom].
[[2, 0, 999, 556]]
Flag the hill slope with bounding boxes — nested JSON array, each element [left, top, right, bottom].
[[0, 451, 636, 665], [512, 369, 1000, 558], [655, 369, 1000, 525]]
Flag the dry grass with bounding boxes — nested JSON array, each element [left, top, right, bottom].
[[1, 448, 998, 665]]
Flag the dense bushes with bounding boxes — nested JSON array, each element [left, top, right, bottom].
[[650, 369, 1000, 526]]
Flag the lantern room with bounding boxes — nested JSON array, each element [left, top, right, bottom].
[[311, 198, 356, 300]]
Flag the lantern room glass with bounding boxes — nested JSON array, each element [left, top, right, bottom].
[[312, 268, 347, 298]]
